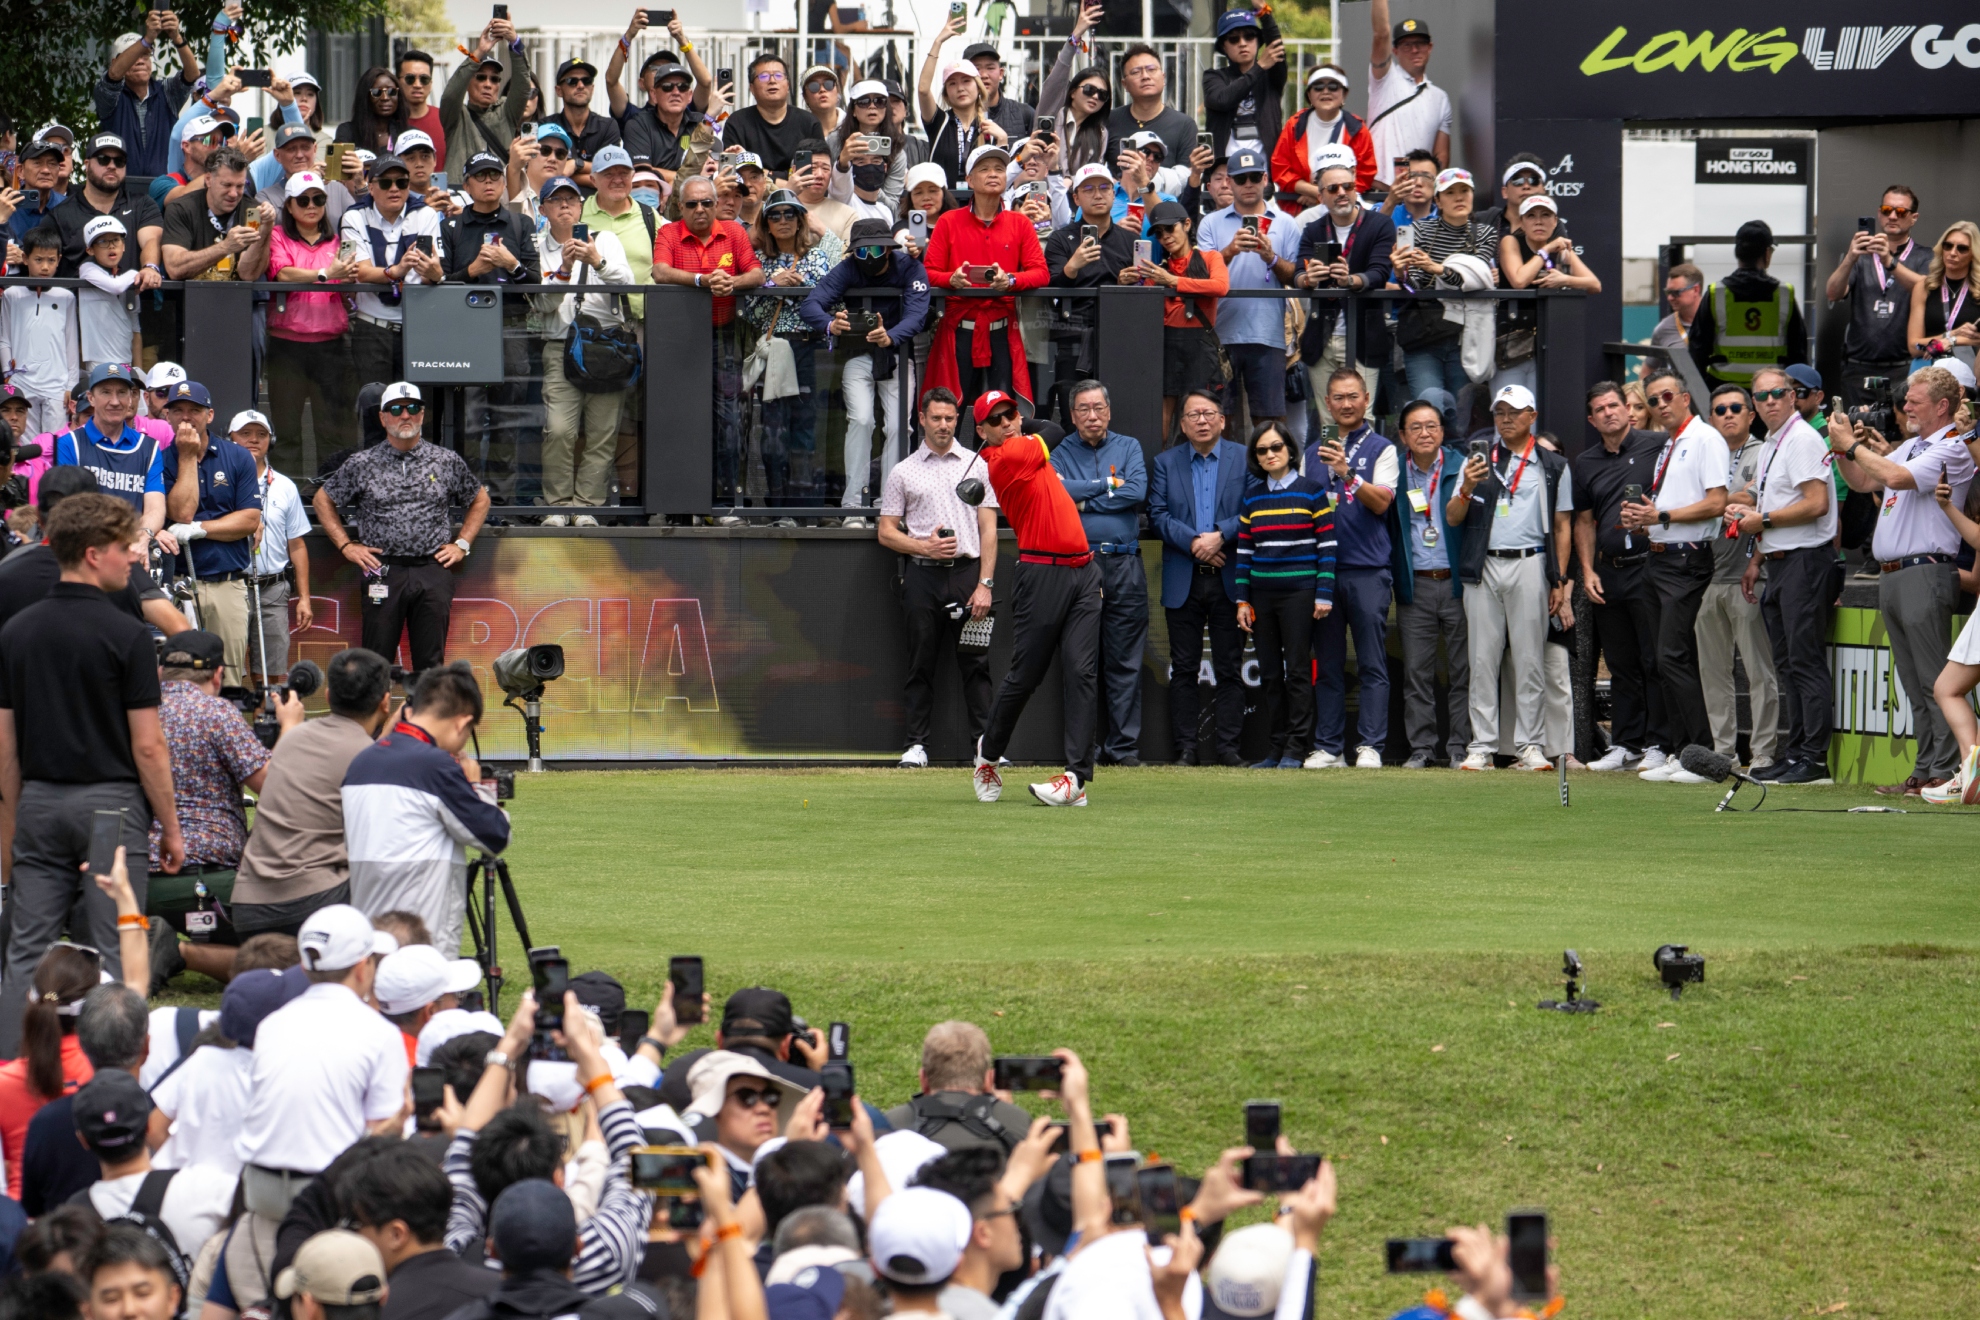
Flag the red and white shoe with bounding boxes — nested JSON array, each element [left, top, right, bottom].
[[973, 739, 1003, 802], [1028, 771, 1088, 806]]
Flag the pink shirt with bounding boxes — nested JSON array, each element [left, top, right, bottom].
[[266, 229, 350, 341]]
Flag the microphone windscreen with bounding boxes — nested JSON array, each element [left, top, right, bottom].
[[1678, 743, 1734, 783], [10, 444, 42, 461]]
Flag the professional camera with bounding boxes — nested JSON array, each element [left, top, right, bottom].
[[0, 442, 41, 512], [493, 644, 564, 772], [1654, 944, 1705, 1000], [1846, 374, 1900, 445], [250, 660, 324, 749]]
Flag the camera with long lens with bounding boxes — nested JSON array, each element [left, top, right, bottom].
[[1847, 374, 1900, 445], [249, 660, 324, 749], [493, 644, 564, 773], [0, 442, 42, 513]]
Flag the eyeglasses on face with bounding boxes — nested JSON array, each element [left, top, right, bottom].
[[561, 76, 594, 87], [1403, 419, 1441, 434], [1713, 402, 1746, 416], [1320, 182, 1354, 195], [1665, 282, 1698, 296], [1254, 441, 1288, 455], [1650, 388, 1682, 406], [681, 197, 716, 209], [756, 71, 787, 83], [1752, 387, 1792, 402], [383, 401, 424, 416], [373, 175, 411, 190], [728, 1087, 779, 1110], [1072, 402, 1108, 415], [369, 85, 399, 98], [399, 72, 432, 85], [1880, 204, 1913, 217], [1182, 409, 1221, 421], [93, 154, 127, 167]]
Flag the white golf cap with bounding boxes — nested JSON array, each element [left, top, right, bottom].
[[1069, 163, 1113, 191], [373, 943, 483, 1016], [228, 409, 273, 435], [82, 215, 128, 246], [1931, 356, 1978, 390], [845, 1129, 947, 1218], [182, 113, 234, 142], [284, 171, 329, 199], [146, 361, 187, 390], [904, 162, 948, 195], [1434, 166, 1474, 193], [1305, 63, 1350, 89], [415, 1007, 505, 1065], [394, 128, 436, 155], [965, 142, 1012, 175], [1311, 144, 1356, 177], [289, 70, 321, 90], [1493, 383, 1538, 411], [1502, 160, 1547, 186], [112, 33, 146, 57], [298, 904, 393, 973], [848, 78, 888, 101], [382, 381, 422, 405], [1205, 1223, 1296, 1316], [1518, 193, 1557, 215], [866, 1187, 972, 1286]]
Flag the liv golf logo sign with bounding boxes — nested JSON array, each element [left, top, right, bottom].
[[1579, 24, 1980, 76]]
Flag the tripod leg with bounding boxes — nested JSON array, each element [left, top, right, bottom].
[[492, 857, 535, 956]]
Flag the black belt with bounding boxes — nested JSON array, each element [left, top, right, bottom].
[[196, 570, 248, 583], [1599, 550, 1648, 566], [381, 553, 437, 565], [1881, 553, 1955, 572], [909, 555, 977, 568], [251, 572, 287, 587], [1195, 562, 1222, 574], [1487, 547, 1543, 559], [1648, 541, 1708, 554], [1760, 546, 1824, 562], [176, 862, 236, 876]]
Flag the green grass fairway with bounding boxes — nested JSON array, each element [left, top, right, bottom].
[[397, 771, 1980, 1314]]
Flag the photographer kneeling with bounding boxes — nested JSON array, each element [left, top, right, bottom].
[[148, 630, 304, 985]]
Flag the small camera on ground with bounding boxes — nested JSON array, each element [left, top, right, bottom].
[[1654, 944, 1705, 1000]]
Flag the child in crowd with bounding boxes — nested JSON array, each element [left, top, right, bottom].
[[0, 226, 78, 437], [77, 215, 143, 370]]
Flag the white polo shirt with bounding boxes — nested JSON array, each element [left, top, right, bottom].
[[1366, 64, 1452, 186], [1756, 415, 1838, 552], [1649, 416, 1729, 543], [153, 1044, 255, 1175], [235, 982, 410, 1174], [1869, 424, 1975, 561]]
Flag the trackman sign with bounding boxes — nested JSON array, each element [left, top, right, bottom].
[[1579, 23, 1980, 76]]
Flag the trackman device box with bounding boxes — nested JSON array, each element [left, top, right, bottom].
[[403, 286, 505, 383]]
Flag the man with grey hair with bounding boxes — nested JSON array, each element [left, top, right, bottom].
[[884, 1020, 1034, 1154], [20, 983, 150, 1214], [772, 1205, 863, 1260], [1049, 382, 1150, 766]]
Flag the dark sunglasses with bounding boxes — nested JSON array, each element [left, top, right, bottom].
[[1793, 386, 1817, 399], [657, 78, 693, 93], [295, 193, 328, 207], [1650, 388, 1682, 406], [1231, 172, 1266, 184], [1076, 84, 1108, 98], [373, 175, 411, 190], [1713, 403, 1746, 415], [92, 154, 127, 167], [369, 85, 399, 98], [1752, 387, 1792, 402], [1254, 440, 1288, 455], [383, 401, 425, 416], [681, 197, 716, 209], [728, 1087, 779, 1110], [560, 76, 594, 87], [539, 146, 572, 159], [766, 208, 802, 222], [985, 407, 1019, 426], [852, 95, 887, 108], [1319, 182, 1353, 195], [1944, 241, 1973, 255], [1880, 204, 1912, 217], [399, 72, 432, 85]]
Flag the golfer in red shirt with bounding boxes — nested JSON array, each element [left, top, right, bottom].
[[970, 391, 1106, 807]]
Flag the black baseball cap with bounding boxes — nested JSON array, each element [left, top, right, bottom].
[[161, 630, 225, 673], [464, 150, 505, 177], [73, 1071, 151, 1156], [20, 137, 65, 161], [848, 218, 899, 249], [570, 970, 626, 1034], [721, 987, 796, 1040], [1393, 17, 1431, 42], [1147, 199, 1190, 229], [86, 132, 127, 158], [962, 42, 1001, 63], [491, 1180, 577, 1272], [556, 57, 599, 83]]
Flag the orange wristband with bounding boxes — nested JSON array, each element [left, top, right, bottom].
[[716, 1222, 743, 1242], [118, 914, 148, 930], [1077, 1148, 1103, 1163], [1179, 1205, 1198, 1223], [583, 1072, 614, 1094]]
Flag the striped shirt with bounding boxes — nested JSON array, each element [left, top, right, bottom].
[[1235, 474, 1337, 605], [1401, 214, 1497, 291]]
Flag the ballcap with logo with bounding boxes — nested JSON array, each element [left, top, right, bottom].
[[167, 381, 213, 409], [160, 630, 225, 673], [273, 122, 315, 150], [1216, 10, 1262, 40], [87, 363, 143, 390], [972, 389, 1020, 424], [82, 215, 128, 246], [298, 903, 399, 972], [381, 381, 423, 406], [1394, 17, 1432, 42]]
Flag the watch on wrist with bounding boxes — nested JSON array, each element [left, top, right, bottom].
[[485, 1048, 511, 1068], [454, 538, 472, 556], [1658, 511, 1672, 529], [1762, 512, 1774, 529], [637, 1035, 668, 1058], [1847, 441, 1864, 461], [980, 577, 994, 588]]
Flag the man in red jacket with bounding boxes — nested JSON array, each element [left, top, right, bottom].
[[970, 392, 1105, 807]]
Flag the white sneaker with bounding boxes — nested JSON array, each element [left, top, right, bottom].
[[1459, 751, 1494, 771], [1664, 767, 1711, 784], [1922, 772, 1966, 805], [1513, 745, 1553, 772], [540, 513, 570, 527], [1587, 745, 1632, 772], [1029, 771, 1088, 806], [572, 513, 599, 527], [841, 515, 871, 529], [1637, 747, 1669, 772], [1302, 750, 1345, 769], [1639, 759, 1680, 781], [1354, 746, 1382, 769], [716, 515, 745, 526], [899, 744, 928, 768], [972, 738, 1002, 802]]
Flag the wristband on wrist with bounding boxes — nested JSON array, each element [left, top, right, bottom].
[[584, 1072, 614, 1094], [118, 913, 148, 930], [637, 1035, 668, 1058], [619, 35, 632, 53], [1076, 1148, 1103, 1163], [715, 1222, 744, 1242], [1178, 1205, 1199, 1223]]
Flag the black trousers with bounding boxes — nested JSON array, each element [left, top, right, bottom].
[[1648, 545, 1715, 753], [1250, 587, 1315, 758], [1167, 569, 1245, 758], [1591, 554, 1668, 752], [981, 558, 1103, 782], [361, 558, 457, 677], [903, 558, 992, 748], [1090, 552, 1149, 762], [1760, 545, 1835, 767], [349, 318, 403, 395]]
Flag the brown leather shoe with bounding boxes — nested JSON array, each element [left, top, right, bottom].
[[1873, 777, 1923, 797]]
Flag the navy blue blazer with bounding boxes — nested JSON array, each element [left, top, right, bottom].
[[1150, 438, 1249, 609]]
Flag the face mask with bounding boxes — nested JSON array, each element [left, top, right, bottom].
[[852, 162, 887, 193], [631, 189, 661, 209], [856, 251, 891, 277]]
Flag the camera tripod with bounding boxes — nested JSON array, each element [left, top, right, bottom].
[[462, 855, 536, 1012], [504, 692, 546, 773]]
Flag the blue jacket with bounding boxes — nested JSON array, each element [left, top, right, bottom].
[[1394, 443, 1467, 599], [799, 249, 931, 382], [1150, 438, 1247, 608], [1296, 205, 1395, 365], [1049, 428, 1147, 550]]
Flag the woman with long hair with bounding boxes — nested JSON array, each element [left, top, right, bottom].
[[1035, 2, 1112, 175], [291, 73, 333, 152], [828, 78, 905, 209], [750, 190, 844, 511], [1905, 219, 1980, 364], [893, 162, 955, 261], [261, 171, 357, 467], [1234, 420, 1337, 768], [334, 66, 406, 152], [916, 11, 1006, 188], [1122, 202, 1230, 441]]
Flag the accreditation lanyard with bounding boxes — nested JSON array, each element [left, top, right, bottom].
[[1494, 439, 1534, 516], [1942, 281, 1968, 330], [1410, 450, 1444, 543], [1871, 239, 1913, 292]]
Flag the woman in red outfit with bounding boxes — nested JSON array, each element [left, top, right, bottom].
[[920, 142, 1049, 419], [1122, 199, 1232, 442], [1269, 64, 1375, 212]]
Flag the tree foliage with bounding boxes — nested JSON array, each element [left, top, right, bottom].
[[0, 0, 389, 142]]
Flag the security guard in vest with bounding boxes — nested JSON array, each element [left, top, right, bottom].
[[1687, 219, 1808, 390]]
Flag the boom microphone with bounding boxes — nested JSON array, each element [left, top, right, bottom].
[[1679, 744, 1767, 812], [9, 444, 42, 462]]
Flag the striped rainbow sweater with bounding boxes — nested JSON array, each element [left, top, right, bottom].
[[1235, 475, 1337, 605]]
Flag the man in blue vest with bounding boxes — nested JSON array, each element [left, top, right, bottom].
[[1303, 369, 1399, 768], [1049, 381, 1150, 766], [53, 363, 172, 553], [1393, 396, 1468, 768], [160, 382, 263, 687]]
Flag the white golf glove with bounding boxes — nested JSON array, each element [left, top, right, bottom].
[[167, 522, 207, 542]]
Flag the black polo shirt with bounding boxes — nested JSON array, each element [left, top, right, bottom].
[[1044, 216, 1141, 326], [1571, 428, 1667, 559], [51, 185, 164, 278], [547, 107, 623, 170], [381, 1244, 498, 1320], [159, 189, 254, 260], [0, 581, 162, 784], [0, 543, 159, 631], [720, 105, 823, 174], [620, 104, 704, 173]]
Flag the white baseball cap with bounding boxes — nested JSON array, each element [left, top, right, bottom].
[[845, 1129, 947, 1218], [965, 142, 1012, 176], [1311, 144, 1357, 177], [284, 171, 329, 200], [1305, 63, 1351, 90], [1434, 166, 1474, 193], [373, 943, 484, 1016], [112, 33, 146, 57], [395, 129, 436, 155], [848, 78, 888, 101], [297, 904, 398, 973], [1493, 383, 1538, 411], [1069, 163, 1114, 192], [904, 162, 948, 196], [228, 409, 273, 435], [415, 1007, 505, 1065], [867, 1186, 972, 1286], [1205, 1223, 1296, 1316], [1518, 193, 1557, 216], [82, 215, 128, 246], [182, 113, 235, 143], [1930, 356, 1978, 390], [289, 70, 321, 91], [382, 381, 422, 405], [147, 361, 187, 391]]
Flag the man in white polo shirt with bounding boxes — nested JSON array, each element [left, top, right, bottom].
[[1622, 370, 1727, 782], [1726, 366, 1838, 786], [235, 904, 407, 1218], [1367, 0, 1452, 188], [1829, 364, 1976, 794]]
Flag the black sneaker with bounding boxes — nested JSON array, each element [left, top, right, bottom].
[[1177, 746, 1200, 766], [1217, 750, 1243, 767], [1749, 760, 1790, 782], [1773, 760, 1834, 785]]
